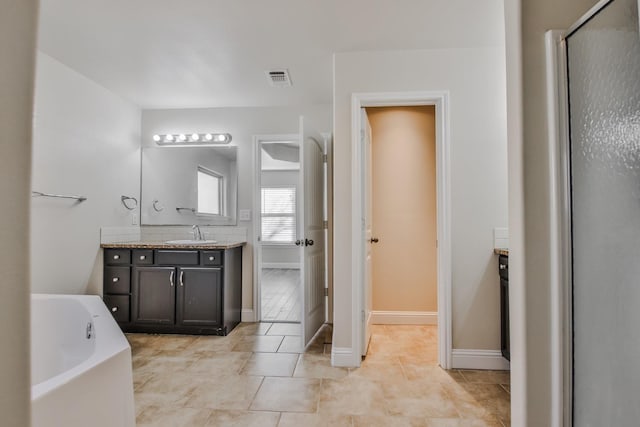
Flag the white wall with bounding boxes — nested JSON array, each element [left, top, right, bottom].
[[333, 47, 508, 355], [0, 1, 37, 424], [142, 106, 331, 313], [31, 52, 141, 295], [261, 169, 300, 267]]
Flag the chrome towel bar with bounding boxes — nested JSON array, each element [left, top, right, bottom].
[[176, 207, 196, 213], [32, 191, 87, 202]]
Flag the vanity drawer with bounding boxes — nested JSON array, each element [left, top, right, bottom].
[[155, 250, 199, 265], [103, 295, 130, 323], [202, 250, 222, 266], [104, 267, 131, 294], [133, 249, 153, 265], [105, 249, 131, 265]]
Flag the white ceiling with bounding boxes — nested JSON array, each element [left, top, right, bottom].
[[38, 0, 505, 109]]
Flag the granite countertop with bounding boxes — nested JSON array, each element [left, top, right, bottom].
[[101, 240, 246, 250], [494, 248, 509, 256]]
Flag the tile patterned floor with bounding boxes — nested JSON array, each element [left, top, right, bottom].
[[129, 323, 510, 426]]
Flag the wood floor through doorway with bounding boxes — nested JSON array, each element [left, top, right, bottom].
[[261, 268, 301, 322]]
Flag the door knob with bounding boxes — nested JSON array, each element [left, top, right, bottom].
[[305, 239, 314, 247], [369, 237, 379, 243]]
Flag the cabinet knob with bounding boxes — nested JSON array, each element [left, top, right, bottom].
[[112, 277, 119, 282], [111, 306, 118, 312], [209, 256, 215, 261], [113, 255, 120, 260], [140, 255, 146, 260]]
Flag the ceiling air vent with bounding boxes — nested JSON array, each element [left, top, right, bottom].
[[266, 69, 292, 87]]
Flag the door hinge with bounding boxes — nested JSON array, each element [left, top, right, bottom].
[[322, 154, 328, 163], [324, 288, 329, 297], [323, 220, 329, 229]]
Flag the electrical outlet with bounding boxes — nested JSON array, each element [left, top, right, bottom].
[[239, 209, 251, 221], [131, 213, 138, 225]]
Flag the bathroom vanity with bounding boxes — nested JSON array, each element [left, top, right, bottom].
[[101, 241, 243, 336]]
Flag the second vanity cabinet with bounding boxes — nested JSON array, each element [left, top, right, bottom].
[[103, 245, 242, 335]]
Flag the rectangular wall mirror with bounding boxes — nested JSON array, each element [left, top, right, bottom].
[[141, 146, 238, 225]]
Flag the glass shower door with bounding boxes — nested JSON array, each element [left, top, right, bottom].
[[566, 0, 640, 424]]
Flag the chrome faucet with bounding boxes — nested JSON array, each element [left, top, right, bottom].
[[192, 225, 203, 241]]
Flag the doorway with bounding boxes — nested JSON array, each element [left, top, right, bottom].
[[253, 122, 328, 349], [351, 91, 452, 368], [365, 106, 438, 331], [255, 137, 302, 323]]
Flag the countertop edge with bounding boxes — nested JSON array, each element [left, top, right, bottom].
[[101, 241, 246, 250]]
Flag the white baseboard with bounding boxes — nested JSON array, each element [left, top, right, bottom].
[[331, 346, 358, 367], [262, 263, 300, 269], [451, 349, 510, 370], [241, 309, 255, 322], [370, 310, 438, 325]]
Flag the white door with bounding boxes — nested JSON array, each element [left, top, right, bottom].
[[362, 108, 373, 356], [298, 116, 326, 347]]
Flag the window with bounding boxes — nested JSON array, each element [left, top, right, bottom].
[[261, 187, 296, 243], [197, 167, 223, 215]]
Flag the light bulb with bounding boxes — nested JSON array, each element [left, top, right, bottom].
[[191, 133, 200, 141], [205, 133, 214, 141], [165, 134, 175, 142], [215, 134, 226, 142], [177, 134, 187, 142], [153, 134, 161, 142]]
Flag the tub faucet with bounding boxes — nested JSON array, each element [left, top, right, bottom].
[[192, 225, 203, 241]]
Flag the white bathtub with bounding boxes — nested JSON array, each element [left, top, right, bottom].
[[31, 294, 135, 427]]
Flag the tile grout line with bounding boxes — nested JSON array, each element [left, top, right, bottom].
[[247, 375, 267, 411]]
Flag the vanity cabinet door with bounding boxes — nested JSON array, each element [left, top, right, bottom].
[[133, 266, 176, 325], [176, 267, 222, 327]]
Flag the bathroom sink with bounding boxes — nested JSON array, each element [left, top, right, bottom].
[[164, 239, 218, 245]]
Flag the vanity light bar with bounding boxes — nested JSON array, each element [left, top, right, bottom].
[[153, 133, 232, 145]]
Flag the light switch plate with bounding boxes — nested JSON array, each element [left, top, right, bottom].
[[239, 209, 251, 221], [494, 227, 508, 249]]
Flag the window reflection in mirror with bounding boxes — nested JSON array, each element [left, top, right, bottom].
[[197, 166, 223, 216]]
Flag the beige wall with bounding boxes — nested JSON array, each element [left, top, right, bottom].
[[504, 0, 599, 424], [0, 0, 37, 425], [367, 106, 437, 312], [333, 46, 508, 355]]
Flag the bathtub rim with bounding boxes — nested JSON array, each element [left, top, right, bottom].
[[31, 293, 131, 401]]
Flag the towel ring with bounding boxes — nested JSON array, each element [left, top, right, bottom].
[[152, 199, 164, 212], [121, 195, 138, 210]]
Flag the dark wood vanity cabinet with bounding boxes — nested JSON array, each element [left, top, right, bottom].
[[498, 254, 510, 361], [103, 246, 242, 335]]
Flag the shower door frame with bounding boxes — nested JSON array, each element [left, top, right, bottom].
[[546, 1, 622, 425]]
